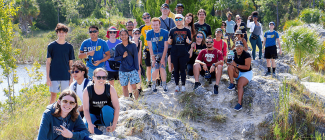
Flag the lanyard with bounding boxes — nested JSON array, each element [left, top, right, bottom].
[[90, 39, 99, 51], [153, 30, 161, 54]]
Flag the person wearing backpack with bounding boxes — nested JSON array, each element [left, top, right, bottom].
[[105, 26, 122, 87], [82, 68, 120, 134], [69, 60, 92, 118], [213, 28, 228, 61]]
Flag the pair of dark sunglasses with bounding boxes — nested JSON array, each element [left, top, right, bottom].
[[95, 76, 107, 80], [134, 33, 141, 35], [206, 41, 213, 44], [56, 29, 68, 33], [143, 16, 150, 20], [175, 18, 183, 21], [70, 70, 80, 74], [196, 36, 203, 38], [62, 99, 76, 106], [89, 30, 98, 33], [109, 31, 117, 34]]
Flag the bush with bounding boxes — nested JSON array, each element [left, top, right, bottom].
[[283, 19, 304, 31], [299, 8, 325, 24]]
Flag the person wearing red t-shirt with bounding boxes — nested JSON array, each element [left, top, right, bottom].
[[213, 28, 227, 61], [193, 37, 223, 94]]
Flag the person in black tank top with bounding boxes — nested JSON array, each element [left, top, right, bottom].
[[188, 31, 206, 76], [227, 41, 253, 111], [83, 68, 120, 134]]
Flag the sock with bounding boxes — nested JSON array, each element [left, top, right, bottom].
[[152, 80, 156, 86], [267, 67, 271, 73], [273, 67, 276, 73], [162, 81, 166, 86]]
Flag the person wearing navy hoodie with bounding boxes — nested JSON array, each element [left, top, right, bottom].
[[37, 90, 90, 140], [115, 29, 140, 100]]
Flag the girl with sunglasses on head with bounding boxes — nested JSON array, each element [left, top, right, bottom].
[[83, 68, 120, 134], [187, 31, 206, 76], [37, 90, 91, 140], [168, 14, 192, 92], [105, 26, 122, 87]]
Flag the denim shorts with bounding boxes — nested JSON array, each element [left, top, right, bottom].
[[119, 70, 140, 86], [235, 70, 253, 82]]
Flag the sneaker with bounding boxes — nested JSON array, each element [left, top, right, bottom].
[[147, 81, 152, 88], [152, 84, 157, 92], [163, 84, 168, 92], [265, 72, 271, 76], [175, 86, 180, 92], [234, 103, 242, 111], [181, 86, 186, 92], [227, 83, 235, 90], [214, 85, 219, 95], [194, 82, 201, 90]]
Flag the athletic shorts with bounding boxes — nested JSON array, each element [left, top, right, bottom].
[[107, 71, 119, 81], [144, 48, 151, 67], [119, 70, 140, 86], [49, 80, 70, 93], [264, 45, 278, 59], [235, 70, 253, 82]]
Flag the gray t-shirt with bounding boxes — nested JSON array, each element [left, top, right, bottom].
[[253, 25, 261, 35], [159, 17, 176, 32]]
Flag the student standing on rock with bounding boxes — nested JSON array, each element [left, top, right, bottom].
[[213, 28, 228, 61], [83, 68, 120, 134], [115, 29, 140, 99], [193, 37, 223, 94], [227, 41, 253, 111], [225, 11, 236, 50], [69, 60, 92, 118], [194, 9, 212, 38], [247, 11, 264, 60], [262, 22, 282, 77], [147, 18, 169, 92], [234, 15, 248, 41], [139, 12, 153, 88], [37, 90, 91, 140], [46, 23, 75, 104], [188, 31, 206, 76], [231, 30, 248, 51], [105, 26, 122, 87], [78, 25, 110, 80], [168, 14, 192, 92]]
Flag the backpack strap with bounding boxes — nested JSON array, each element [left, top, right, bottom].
[[105, 83, 111, 99], [73, 81, 77, 93], [83, 79, 90, 91], [87, 84, 94, 101]]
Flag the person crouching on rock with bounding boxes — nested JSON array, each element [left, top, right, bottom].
[[193, 37, 224, 95], [37, 89, 91, 140], [83, 68, 120, 134], [227, 41, 253, 111]]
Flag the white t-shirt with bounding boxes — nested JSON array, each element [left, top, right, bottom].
[[69, 78, 92, 104]]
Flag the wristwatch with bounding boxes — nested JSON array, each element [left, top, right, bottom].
[[212, 63, 216, 67], [236, 64, 239, 68]]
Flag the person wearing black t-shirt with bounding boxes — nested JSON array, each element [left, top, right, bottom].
[[234, 15, 248, 41], [188, 31, 206, 76], [194, 9, 212, 38], [227, 41, 253, 111], [168, 14, 192, 93]]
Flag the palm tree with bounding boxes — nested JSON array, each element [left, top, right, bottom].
[[15, 0, 40, 34]]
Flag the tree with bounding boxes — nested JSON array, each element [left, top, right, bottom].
[[35, 0, 65, 30], [15, 0, 40, 34], [0, 0, 20, 113], [78, 0, 96, 18]]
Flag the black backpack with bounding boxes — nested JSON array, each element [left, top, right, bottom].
[[87, 83, 111, 101]]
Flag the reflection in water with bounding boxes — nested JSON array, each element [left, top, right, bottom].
[[0, 64, 46, 102]]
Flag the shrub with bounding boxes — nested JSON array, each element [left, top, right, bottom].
[[283, 19, 304, 31], [299, 8, 325, 24]]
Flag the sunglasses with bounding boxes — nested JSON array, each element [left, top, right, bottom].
[[70, 70, 80, 74], [175, 18, 183, 21], [89, 30, 98, 33], [206, 41, 213, 44], [109, 31, 117, 34], [161, 8, 169, 10], [196, 36, 203, 38], [62, 99, 76, 106], [95, 76, 107, 80], [143, 16, 150, 20], [134, 33, 141, 35]]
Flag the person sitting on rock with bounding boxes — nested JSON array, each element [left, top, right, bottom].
[[83, 68, 120, 134], [227, 41, 253, 111], [37, 89, 91, 140], [193, 37, 223, 95], [188, 31, 206, 76], [231, 30, 248, 51]]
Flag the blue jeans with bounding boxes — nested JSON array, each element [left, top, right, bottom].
[[249, 35, 263, 60], [83, 105, 114, 127]]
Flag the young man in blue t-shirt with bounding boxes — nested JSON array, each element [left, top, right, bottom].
[[46, 23, 75, 104], [78, 25, 110, 80], [147, 18, 169, 92], [262, 22, 282, 77]]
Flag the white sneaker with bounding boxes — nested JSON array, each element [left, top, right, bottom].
[[181, 86, 186, 92], [175, 86, 180, 92]]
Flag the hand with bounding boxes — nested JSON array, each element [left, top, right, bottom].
[[151, 59, 156, 68], [56, 125, 73, 138], [160, 59, 165, 67], [106, 124, 116, 132], [189, 52, 192, 58], [186, 36, 190, 44], [123, 51, 128, 58], [46, 78, 52, 87], [93, 60, 101, 66], [88, 123, 96, 134], [87, 51, 95, 56], [209, 65, 215, 73], [202, 64, 208, 71], [248, 16, 251, 20], [279, 49, 282, 55], [262, 48, 265, 53], [231, 61, 237, 67]]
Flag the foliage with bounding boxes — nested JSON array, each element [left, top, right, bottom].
[[35, 0, 63, 30], [299, 8, 325, 24], [214, 0, 256, 21], [14, 0, 40, 34], [314, 41, 325, 71], [283, 19, 304, 31], [78, 0, 96, 18]]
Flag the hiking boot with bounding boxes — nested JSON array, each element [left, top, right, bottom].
[[227, 83, 235, 90], [152, 84, 157, 92], [147, 81, 152, 88], [265, 72, 271, 76], [234, 103, 242, 111], [181, 86, 186, 93], [214, 85, 219, 95], [194, 82, 201, 90], [163, 84, 168, 92], [175, 86, 180, 92]]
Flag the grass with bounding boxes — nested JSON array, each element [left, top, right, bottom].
[[178, 91, 206, 121]]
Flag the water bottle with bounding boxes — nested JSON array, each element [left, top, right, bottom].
[[227, 50, 234, 63], [83, 47, 89, 62]]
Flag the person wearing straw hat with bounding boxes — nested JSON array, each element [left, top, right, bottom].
[[105, 26, 121, 87], [232, 30, 248, 51]]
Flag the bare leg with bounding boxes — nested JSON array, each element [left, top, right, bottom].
[[193, 63, 201, 82], [122, 86, 129, 98], [146, 66, 151, 83], [237, 77, 249, 105], [160, 68, 167, 82], [271, 59, 276, 68], [50, 92, 57, 104], [215, 65, 223, 85], [266, 59, 271, 67], [132, 84, 139, 100], [227, 65, 239, 84]]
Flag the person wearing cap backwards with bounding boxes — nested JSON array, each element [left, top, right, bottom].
[[227, 41, 253, 111], [247, 11, 264, 60], [78, 25, 110, 80], [262, 21, 282, 77], [147, 18, 169, 92], [168, 14, 192, 92], [213, 28, 228, 61], [232, 30, 248, 51], [139, 12, 153, 88], [225, 11, 236, 50], [105, 26, 122, 87], [165, 0, 184, 19], [193, 37, 223, 94], [234, 15, 248, 41], [194, 9, 212, 38]]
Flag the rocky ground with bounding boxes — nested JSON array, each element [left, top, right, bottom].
[[89, 51, 325, 139]]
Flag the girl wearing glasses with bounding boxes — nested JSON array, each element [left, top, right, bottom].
[[188, 31, 206, 76], [168, 14, 192, 92], [83, 68, 120, 134], [232, 30, 248, 51], [37, 90, 91, 140]]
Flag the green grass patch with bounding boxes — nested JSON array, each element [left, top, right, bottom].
[[178, 92, 206, 121]]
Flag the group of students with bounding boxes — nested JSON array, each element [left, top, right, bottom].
[[37, 2, 283, 140]]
